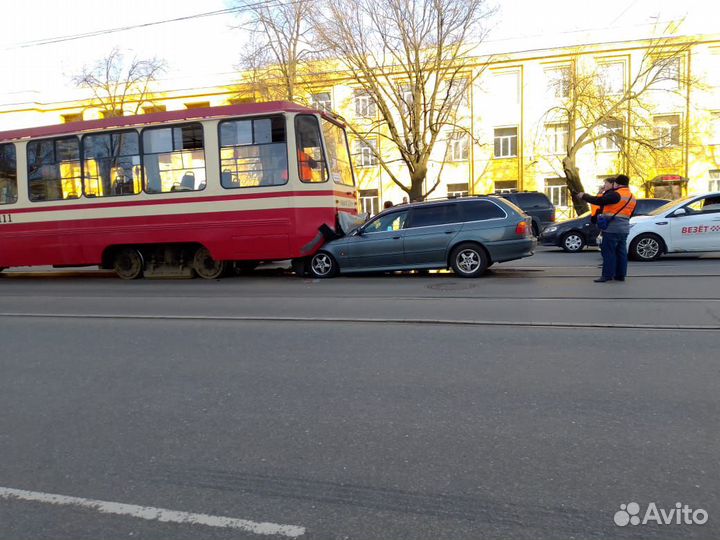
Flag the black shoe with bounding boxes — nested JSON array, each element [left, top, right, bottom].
[[594, 277, 612, 282]]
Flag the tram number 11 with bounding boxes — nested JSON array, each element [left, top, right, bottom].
[[0, 214, 12, 224]]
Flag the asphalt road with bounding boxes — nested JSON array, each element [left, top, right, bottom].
[[0, 247, 718, 539]]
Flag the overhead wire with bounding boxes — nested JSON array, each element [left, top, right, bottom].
[[2, 0, 300, 50]]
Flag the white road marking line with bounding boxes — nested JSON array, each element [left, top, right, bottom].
[[0, 486, 305, 537]]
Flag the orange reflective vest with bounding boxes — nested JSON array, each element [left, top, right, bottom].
[[590, 188, 605, 218], [602, 186, 636, 219]]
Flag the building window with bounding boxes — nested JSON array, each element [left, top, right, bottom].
[[219, 116, 288, 188], [654, 115, 680, 147], [653, 57, 681, 90], [494, 127, 518, 158], [709, 170, 720, 192], [398, 84, 414, 115], [354, 90, 376, 117], [494, 180, 517, 193], [545, 123, 568, 154], [446, 78, 469, 109], [448, 132, 469, 162], [492, 71, 519, 104], [599, 62, 624, 95], [27, 137, 82, 201], [447, 182, 469, 198], [360, 188, 379, 215], [62, 112, 83, 124], [353, 139, 378, 168], [227, 97, 255, 105], [0, 143, 17, 205], [598, 120, 622, 152], [100, 109, 124, 119], [310, 92, 332, 113], [185, 102, 210, 109], [142, 123, 206, 194], [83, 131, 142, 197], [142, 105, 166, 114], [712, 112, 720, 145], [545, 178, 569, 207], [545, 66, 570, 98]]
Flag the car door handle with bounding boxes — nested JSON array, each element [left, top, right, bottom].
[[393, 236, 401, 240], [444, 230, 456, 234], [712, 218, 720, 222]]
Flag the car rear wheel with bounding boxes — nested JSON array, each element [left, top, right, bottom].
[[450, 243, 488, 278], [630, 234, 663, 261], [561, 231, 585, 253], [309, 251, 338, 278], [113, 248, 144, 280]]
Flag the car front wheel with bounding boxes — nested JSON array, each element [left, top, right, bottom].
[[630, 234, 663, 261], [309, 251, 338, 278], [561, 231, 585, 253], [450, 243, 488, 278]]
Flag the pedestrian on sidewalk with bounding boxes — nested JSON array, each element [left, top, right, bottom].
[[575, 174, 637, 282]]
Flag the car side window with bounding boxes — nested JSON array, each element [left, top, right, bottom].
[[407, 204, 460, 228], [460, 200, 506, 221], [700, 196, 720, 213], [685, 196, 720, 214], [364, 210, 408, 233]]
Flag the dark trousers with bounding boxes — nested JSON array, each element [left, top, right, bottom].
[[600, 232, 629, 280]]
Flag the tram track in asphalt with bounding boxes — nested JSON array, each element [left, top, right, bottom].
[[0, 312, 718, 332]]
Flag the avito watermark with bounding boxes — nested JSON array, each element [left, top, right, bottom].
[[614, 502, 708, 527]]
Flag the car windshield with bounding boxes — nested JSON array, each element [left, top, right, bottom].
[[648, 196, 694, 216]]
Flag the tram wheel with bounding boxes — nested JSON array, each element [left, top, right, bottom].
[[193, 247, 228, 279], [113, 248, 144, 280]]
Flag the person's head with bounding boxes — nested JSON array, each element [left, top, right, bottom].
[[614, 174, 630, 187], [383, 201, 394, 209], [603, 177, 615, 190], [402, 196, 408, 204]]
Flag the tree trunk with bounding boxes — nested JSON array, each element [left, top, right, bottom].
[[562, 155, 589, 215], [408, 164, 427, 202]]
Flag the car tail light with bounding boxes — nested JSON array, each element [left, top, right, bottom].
[[515, 220, 529, 236], [550, 209, 556, 222]]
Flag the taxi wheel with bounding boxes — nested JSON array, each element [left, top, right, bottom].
[[309, 251, 338, 278], [630, 234, 663, 261], [561, 232, 585, 253], [450, 242, 489, 278]]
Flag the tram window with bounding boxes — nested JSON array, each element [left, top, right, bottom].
[[219, 115, 288, 188], [295, 115, 327, 183], [27, 137, 82, 202], [142, 123, 206, 194], [83, 131, 141, 197], [0, 143, 17, 205]]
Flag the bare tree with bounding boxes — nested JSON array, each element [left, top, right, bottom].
[[72, 47, 166, 117], [233, 0, 315, 102], [313, 0, 493, 201], [538, 29, 695, 214]]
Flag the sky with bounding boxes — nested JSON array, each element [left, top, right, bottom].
[[0, 0, 717, 106]]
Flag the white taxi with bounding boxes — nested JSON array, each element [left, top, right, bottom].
[[626, 192, 720, 260]]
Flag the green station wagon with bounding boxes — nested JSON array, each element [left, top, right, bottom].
[[309, 197, 536, 278]]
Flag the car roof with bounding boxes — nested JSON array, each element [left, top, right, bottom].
[[381, 196, 505, 212]]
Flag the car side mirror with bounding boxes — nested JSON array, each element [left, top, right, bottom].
[[354, 228, 364, 236], [672, 208, 687, 217]]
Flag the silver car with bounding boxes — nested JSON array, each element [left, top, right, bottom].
[[309, 197, 536, 278]]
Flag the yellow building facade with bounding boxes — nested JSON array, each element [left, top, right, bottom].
[[2, 34, 719, 219]]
